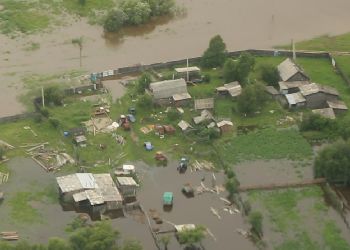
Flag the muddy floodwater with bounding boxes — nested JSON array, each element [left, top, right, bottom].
[[1, 0, 350, 117]]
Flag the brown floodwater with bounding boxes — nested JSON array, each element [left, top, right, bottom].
[[1, 0, 350, 117]]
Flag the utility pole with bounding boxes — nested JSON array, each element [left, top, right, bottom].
[[292, 39, 296, 61], [41, 87, 45, 108], [186, 58, 189, 82]]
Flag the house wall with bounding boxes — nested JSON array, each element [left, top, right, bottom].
[[333, 108, 347, 116], [220, 125, 233, 133], [305, 93, 338, 109], [287, 73, 309, 82], [119, 185, 137, 198]]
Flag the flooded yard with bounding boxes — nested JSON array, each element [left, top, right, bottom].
[[1, 0, 350, 117]]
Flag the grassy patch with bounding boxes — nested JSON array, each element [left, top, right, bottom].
[[276, 33, 350, 52], [217, 128, 312, 164], [335, 55, 350, 81], [323, 221, 350, 250]]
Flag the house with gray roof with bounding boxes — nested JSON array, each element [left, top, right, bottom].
[[299, 83, 339, 109], [278, 81, 309, 95], [277, 58, 309, 82], [327, 100, 348, 115]]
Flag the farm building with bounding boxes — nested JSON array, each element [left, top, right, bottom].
[[277, 58, 309, 82], [194, 98, 214, 110], [172, 93, 192, 106], [217, 120, 233, 133], [299, 83, 339, 109], [312, 108, 336, 119], [216, 82, 242, 98], [149, 79, 191, 106], [174, 66, 201, 81], [56, 173, 123, 215], [193, 109, 214, 125], [284, 92, 306, 109], [116, 177, 138, 198], [178, 120, 192, 131], [278, 81, 309, 94], [327, 100, 348, 115]]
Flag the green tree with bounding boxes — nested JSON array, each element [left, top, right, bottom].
[[237, 83, 268, 115], [177, 226, 206, 249], [260, 63, 279, 87], [48, 238, 71, 250], [122, 239, 142, 250], [120, 0, 151, 25], [234, 52, 255, 83], [148, 0, 175, 16], [248, 211, 263, 238], [104, 9, 128, 32], [72, 37, 84, 67], [314, 140, 350, 185], [69, 221, 119, 250], [201, 35, 227, 68], [225, 177, 239, 200], [223, 59, 237, 83], [136, 72, 152, 93], [44, 86, 64, 106]]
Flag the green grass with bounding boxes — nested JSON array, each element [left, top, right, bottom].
[[216, 128, 312, 164], [335, 55, 350, 82], [276, 33, 350, 52], [248, 187, 350, 250], [8, 184, 57, 224]]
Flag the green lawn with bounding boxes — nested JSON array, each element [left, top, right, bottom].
[[248, 186, 350, 250], [276, 33, 350, 52], [335, 55, 350, 82]]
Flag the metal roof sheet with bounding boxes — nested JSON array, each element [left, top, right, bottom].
[[150, 79, 188, 99], [117, 177, 138, 186], [285, 92, 306, 105], [172, 92, 192, 101], [327, 100, 348, 110], [312, 108, 336, 119], [278, 58, 307, 82]]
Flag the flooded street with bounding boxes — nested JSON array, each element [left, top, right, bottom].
[[1, 0, 350, 116]]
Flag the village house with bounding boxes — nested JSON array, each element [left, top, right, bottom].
[[56, 173, 123, 215], [216, 81, 242, 98], [217, 120, 233, 134], [327, 100, 348, 115], [277, 58, 309, 82], [278, 81, 309, 95], [149, 79, 191, 106], [299, 83, 339, 109], [312, 108, 336, 119], [174, 66, 201, 81], [116, 177, 139, 199], [194, 98, 214, 111], [284, 92, 306, 109]]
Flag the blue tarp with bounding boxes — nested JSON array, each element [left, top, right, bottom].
[[144, 142, 153, 151]]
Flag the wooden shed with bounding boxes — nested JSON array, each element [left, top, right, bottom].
[[116, 177, 138, 198]]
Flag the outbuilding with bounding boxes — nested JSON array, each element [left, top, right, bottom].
[[194, 98, 214, 110], [217, 120, 233, 134], [278, 81, 309, 95], [299, 83, 339, 109], [277, 58, 309, 82], [116, 177, 138, 198], [327, 100, 348, 115], [285, 92, 306, 109], [216, 82, 242, 98]]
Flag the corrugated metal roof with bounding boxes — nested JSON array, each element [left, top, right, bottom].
[[278, 81, 309, 90], [150, 79, 188, 99], [285, 92, 306, 105], [76, 173, 97, 189], [73, 191, 88, 202], [117, 177, 138, 186], [172, 92, 192, 101], [312, 108, 336, 119], [327, 100, 348, 110], [57, 174, 83, 193], [217, 120, 233, 127], [194, 98, 214, 110], [278, 58, 308, 81], [178, 120, 191, 131], [175, 67, 200, 73], [299, 83, 339, 96], [228, 85, 242, 97]]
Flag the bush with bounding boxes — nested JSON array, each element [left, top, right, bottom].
[[237, 82, 268, 115], [300, 113, 337, 132], [136, 72, 152, 94], [44, 86, 64, 106], [202, 73, 211, 83], [260, 63, 279, 87], [167, 109, 180, 121], [49, 118, 60, 129], [201, 35, 227, 68], [120, 0, 151, 25], [249, 211, 263, 238], [104, 9, 128, 32], [223, 53, 255, 84], [32, 113, 43, 123], [225, 178, 239, 200], [39, 108, 50, 118], [148, 0, 175, 16], [242, 200, 252, 215], [225, 168, 235, 179]]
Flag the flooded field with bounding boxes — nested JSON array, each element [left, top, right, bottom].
[[1, 0, 350, 117]]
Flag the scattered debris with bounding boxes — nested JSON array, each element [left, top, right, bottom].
[[0, 140, 15, 149], [114, 134, 126, 145], [23, 126, 37, 137], [191, 160, 215, 172], [1, 232, 19, 241], [0, 172, 9, 184], [236, 228, 251, 238], [210, 207, 221, 219]]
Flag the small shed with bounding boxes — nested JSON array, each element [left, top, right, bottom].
[[277, 58, 309, 82], [175, 66, 201, 81], [178, 120, 192, 131], [217, 120, 233, 134], [327, 100, 348, 115], [74, 135, 87, 147], [116, 177, 138, 198], [285, 92, 306, 108], [194, 98, 214, 110], [216, 82, 242, 98], [172, 93, 192, 107], [150, 79, 190, 106], [312, 108, 336, 120]]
